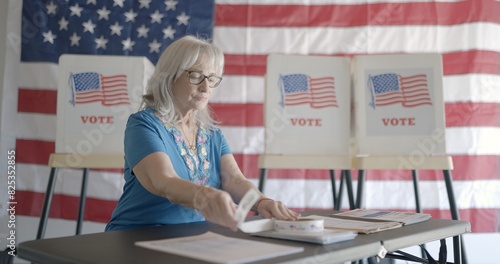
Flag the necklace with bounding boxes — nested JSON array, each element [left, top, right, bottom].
[[180, 124, 197, 155]]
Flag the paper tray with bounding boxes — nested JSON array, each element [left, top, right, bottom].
[[251, 229, 357, 245]]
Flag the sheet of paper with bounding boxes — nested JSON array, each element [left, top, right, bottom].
[[235, 188, 260, 227], [335, 209, 431, 225], [253, 228, 358, 245], [307, 215, 402, 234], [135, 231, 304, 264]]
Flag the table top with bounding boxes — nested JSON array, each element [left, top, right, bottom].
[[18, 210, 470, 264]]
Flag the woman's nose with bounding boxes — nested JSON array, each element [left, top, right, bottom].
[[198, 78, 210, 91]]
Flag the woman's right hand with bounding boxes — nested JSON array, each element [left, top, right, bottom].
[[257, 198, 300, 221], [194, 186, 238, 231]]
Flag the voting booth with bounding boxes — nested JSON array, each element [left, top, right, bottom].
[[351, 54, 460, 227], [258, 54, 354, 208], [350, 53, 463, 256], [37, 55, 154, 239]]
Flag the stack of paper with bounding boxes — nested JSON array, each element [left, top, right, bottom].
[[305, 209, 432, 234], [335, 209, 431, 225], [135, 232, 304, 264]]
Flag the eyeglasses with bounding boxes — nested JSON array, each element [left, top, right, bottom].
[[185, 71, 223, 88]]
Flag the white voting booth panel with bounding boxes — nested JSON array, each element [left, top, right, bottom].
[[263, 54, 351, 168], [349, 55, 461, 246], [38, 55, 154, 239], [352, 53, 447, 158], [56, 54, 154, 155]]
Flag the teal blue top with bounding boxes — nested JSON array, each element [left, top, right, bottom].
[[106, 107, 231, 231]]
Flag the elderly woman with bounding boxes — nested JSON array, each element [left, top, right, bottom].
[[106, 35, 299, 231]]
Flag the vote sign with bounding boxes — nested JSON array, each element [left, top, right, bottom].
[[353, 53, 447, 156], [264, 54, 351, 156], [56, 54, 154, 155]]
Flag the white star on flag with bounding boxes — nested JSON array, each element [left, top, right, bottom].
[[46, 2, 58, 16], [124, 10, 138, 22], [122, 38, 135, 51], [149, 39, 162, 53], [113, 0, 125, 8], [82, 19, 96, 33], [95, 36, 108, 49], [139, 0, 152, 9], [97, 7, 111, 20], [137, 25, 149, 38], [42, 30, 56, 44], [58, 18, 69, 31], [177, 12, 190, 25], [69, 32, 80, 46], [69, 3, 83, 17], [110, 22, 123, 36], [165, 0, 178, 11], [151, 10, 164, 24], [163, 25, 176, 39]]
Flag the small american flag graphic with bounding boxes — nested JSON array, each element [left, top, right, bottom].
[[369, 73, 432, 108], [69, 72, 130, 106], [280, 74, 338, 109]]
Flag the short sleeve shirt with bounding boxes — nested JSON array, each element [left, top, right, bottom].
[[105, 107, 231, 231]]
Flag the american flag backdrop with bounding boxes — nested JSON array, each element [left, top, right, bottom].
[[3, 0, 500, 249]]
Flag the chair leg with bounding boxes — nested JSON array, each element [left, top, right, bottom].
[[76, 168, 89, 235], [411, 170, 427, 258], [258, 168, 268, 193], [335, 171, 345, 211], [343, 170, 356, 210], [355, 170, 365, 209], [443, 169, 467, 264], [330, 170, 337, 209], [37, 167, 58, 239], [411, 170, 422, 213], [442, 170, 460, 220]]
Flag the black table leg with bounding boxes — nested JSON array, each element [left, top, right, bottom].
[[453, 235, 462, 264]]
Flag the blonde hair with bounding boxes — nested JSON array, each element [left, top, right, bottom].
[[142, 35, 224, 129]]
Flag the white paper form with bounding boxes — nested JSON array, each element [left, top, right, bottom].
[[135, 231, 304, 264], [335, 209, 431, 225], [307, 215, 402, 234]]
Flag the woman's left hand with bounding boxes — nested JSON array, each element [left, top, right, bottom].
[[256, 199, 301, 221]]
